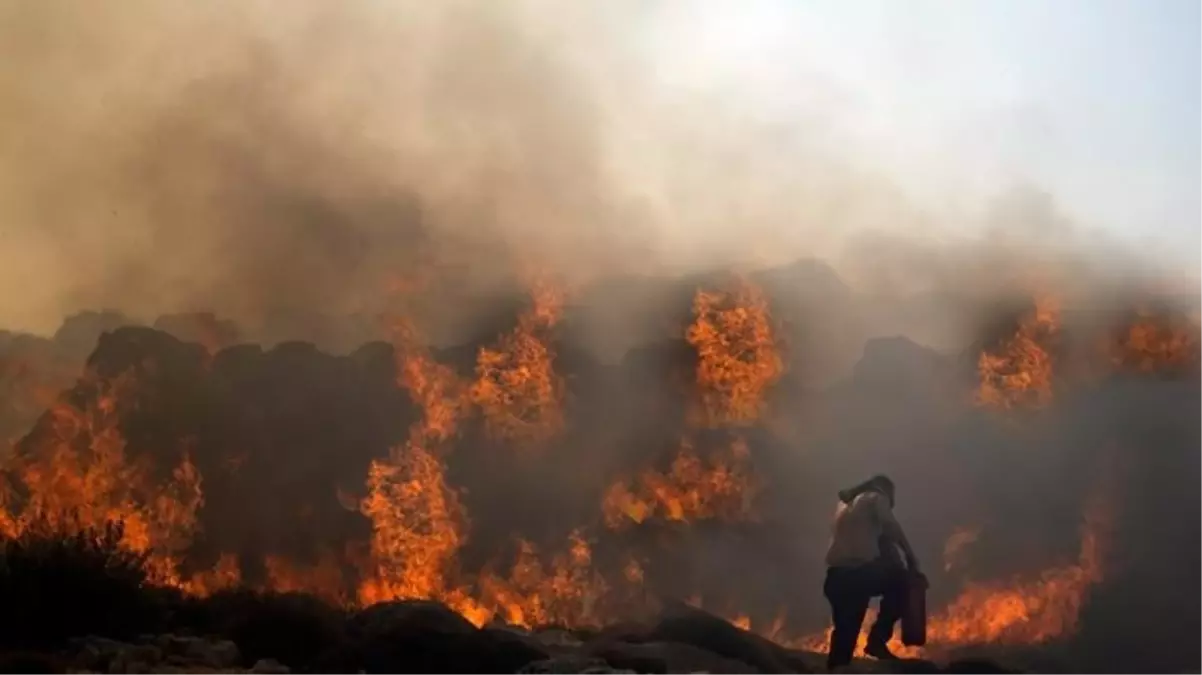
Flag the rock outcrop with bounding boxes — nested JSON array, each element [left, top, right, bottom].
[[64, 634, 271, 674]]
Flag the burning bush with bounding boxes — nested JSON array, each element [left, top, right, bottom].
[[0, 518, 173, 649]]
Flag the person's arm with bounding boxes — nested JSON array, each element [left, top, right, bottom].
[[872, 493, 921, 572]]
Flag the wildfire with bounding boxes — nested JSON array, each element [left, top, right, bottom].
[[0, 370, 204, 586], [686, 279, 784, 427], [0, 268, 1142, 665], [601, 280, 778, 531], [180, 553, 242, 597], [359, 287, 599, 628], [477, 529, 609, 629], [471, 280, 566, 447], [358, 304, 477, 610], [264, 550, 351, 606], [976, 295, 1060, 409], [1107, 309, 1201, 376], [602, 438, 757, 529], [908, 496, 1106, 655], [358, 445, 470, 606]]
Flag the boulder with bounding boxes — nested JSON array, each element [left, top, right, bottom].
[[153, 634, 241, 669], [64, 634, 254, 674], [589, 640, 757, 674], [640, 604, 806, 673], [196, 590, 345, 671], [347, 600, 478, 641], [532, 627, 585, 651], [250, 658, 291, 674], [328, 600, 549, 673], [517, 655, 635, 674]]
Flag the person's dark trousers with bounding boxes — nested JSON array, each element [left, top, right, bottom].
[[823, 559, 907, 669]]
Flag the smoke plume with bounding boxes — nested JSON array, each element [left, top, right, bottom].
[[2, 1, 1191, 343]]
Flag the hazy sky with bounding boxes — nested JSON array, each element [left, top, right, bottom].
[[645, 0, 1201, 269]]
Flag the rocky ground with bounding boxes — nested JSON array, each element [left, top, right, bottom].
[[0, 601, 1015, 674]]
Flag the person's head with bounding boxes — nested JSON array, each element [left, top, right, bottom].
[[868, 474, 896, 506], [837, 474, 896, 506]]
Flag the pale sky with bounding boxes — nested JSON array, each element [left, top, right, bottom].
[[641, 0, 1201, 270]]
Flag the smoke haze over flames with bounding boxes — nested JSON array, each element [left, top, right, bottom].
[[1, 1, 1196, 339], [0, 1, 1198, 672]]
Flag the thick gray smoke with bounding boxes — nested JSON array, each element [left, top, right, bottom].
[[1, 0, 1192, 347]]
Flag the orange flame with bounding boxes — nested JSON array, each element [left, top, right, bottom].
[[264, 550, 351, 606], [601, 280, 778, 531], [359, 292, 615, 628], [602, 438, 756, 529], [0, 370, 205, 587], [179, 553, 243, 597], [471, 280, 566, 448], [904, 495, 1106, 656], [1106, 309, 1201, 375], [686, 279, 784, 427], [358, 309, 477, 611], [976, 295, 1060, 409], [358, 443, 471, 606], [477, 529, 610, 629]]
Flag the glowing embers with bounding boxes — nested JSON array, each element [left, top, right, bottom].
[[686, 279, 784, 427], [180, 553, 242, 597], [264, 550, 354, 607], [976, 295, 1060, 410]]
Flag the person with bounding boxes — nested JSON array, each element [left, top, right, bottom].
[[822, 474, 921, 670]]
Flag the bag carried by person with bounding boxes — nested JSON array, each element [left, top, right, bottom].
[[902, 572, 929, 646]]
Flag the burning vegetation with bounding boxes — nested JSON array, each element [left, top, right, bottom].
[[1106, 307, 1201, 376], [686, 279, 785, 427], [975, 295, 1061, 410], [601, 437, 757, 530], [0, 268, 1198, 672], [471, 280, 567, 448]]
